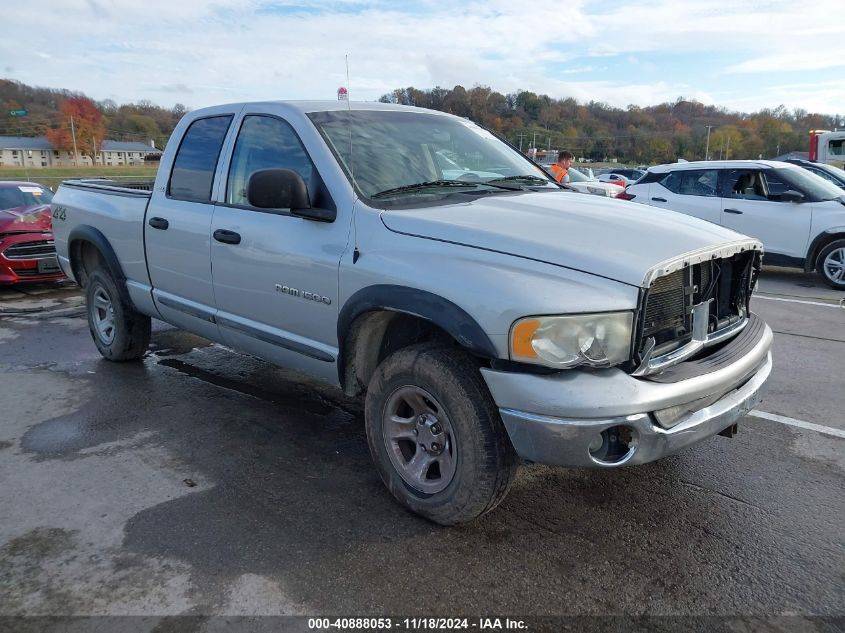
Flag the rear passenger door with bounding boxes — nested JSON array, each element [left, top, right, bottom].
[[718, 169, 811, 259], [145, 114, 236, 340], [210, 114, 346, 383], [648, 169, 721, 224]]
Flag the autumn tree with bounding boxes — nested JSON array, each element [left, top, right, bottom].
[[46, 97, 106, 163]]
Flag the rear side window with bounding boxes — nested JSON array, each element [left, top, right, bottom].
[[168, 115, 233, 201], [660, 170, 718, 197], [226, 115, 315, 207]]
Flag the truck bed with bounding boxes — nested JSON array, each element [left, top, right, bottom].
[[51, 179, 154, 292]]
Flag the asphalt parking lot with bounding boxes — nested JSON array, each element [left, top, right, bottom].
[[0, 269, 842, 630]]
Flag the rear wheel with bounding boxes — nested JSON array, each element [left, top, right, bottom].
[[86, 267, 151, 360], [817, 239, 845, 290], [365, 343, 518, 525]]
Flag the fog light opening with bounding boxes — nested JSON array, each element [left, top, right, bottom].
[[589, 425, 638, 465]]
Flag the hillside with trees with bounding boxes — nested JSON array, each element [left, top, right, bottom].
[[0, 79, 185, 151], [379, 85, 842, 163], [1, 78, 841, 163]]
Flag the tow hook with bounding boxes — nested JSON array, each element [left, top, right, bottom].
[[719, 423, 739, 438]]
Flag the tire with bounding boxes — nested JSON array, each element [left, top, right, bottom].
[[816, 239, 845, 290], [86, 267, 151, 361], [365, 343, 518, 525]]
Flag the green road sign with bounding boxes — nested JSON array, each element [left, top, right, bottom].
[[9, 109, 28, 117]]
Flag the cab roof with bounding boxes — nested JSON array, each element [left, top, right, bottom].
[[191, 100, 448, 116]]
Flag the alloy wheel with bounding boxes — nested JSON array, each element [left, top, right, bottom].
[[823, 247, 845, 284], [91, 285, 116, 345]]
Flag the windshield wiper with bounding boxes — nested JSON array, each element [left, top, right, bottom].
[[370, 179, 520, 199], [486, 175, 552, 185], [370, 180, 483, 199]]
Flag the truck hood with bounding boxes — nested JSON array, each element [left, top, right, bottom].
[[0, 204, 52, 233], [380, 191, 747, 287]]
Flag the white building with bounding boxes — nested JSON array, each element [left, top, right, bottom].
[[0, 136, 162, 168]]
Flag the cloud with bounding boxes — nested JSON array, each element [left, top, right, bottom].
[[727, 53, 845, 74], [0, 0, 841, 114]]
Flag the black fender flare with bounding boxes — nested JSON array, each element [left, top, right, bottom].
[[337, 285, 498, 382], [67, 225, 134, 306]]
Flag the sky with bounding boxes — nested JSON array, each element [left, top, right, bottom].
[[1, 0, 843, 116]]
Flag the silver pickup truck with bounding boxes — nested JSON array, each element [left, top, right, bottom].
[[51, 101, 773, 524]]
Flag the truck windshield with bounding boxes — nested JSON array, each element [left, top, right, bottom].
[[308, 110, 556, 203]]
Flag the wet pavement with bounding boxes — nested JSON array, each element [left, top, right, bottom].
[[0, 272, 843, 629]]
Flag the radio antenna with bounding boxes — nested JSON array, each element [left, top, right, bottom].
[[346, 54, 361, 263], [345, 54, 354, 185]]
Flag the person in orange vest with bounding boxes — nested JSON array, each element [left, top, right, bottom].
[[549, 150, 574, 183]]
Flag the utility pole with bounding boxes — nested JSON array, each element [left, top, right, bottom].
[[516, 133, 526, 151], [92, 137, 98, 165], [547, 137, 551, 152], [532, 131, 537, 152], [704, 125, 713, 160], [70, 116, 79, 167], [725, 134, 731, 160]]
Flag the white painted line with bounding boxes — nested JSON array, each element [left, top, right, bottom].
[[754, 295, 843, 309], [749, 410, 845, 439]]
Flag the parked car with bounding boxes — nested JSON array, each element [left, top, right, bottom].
[[0, 181, 64, 284], [559, 166, 624, 197], [433, 149, 503, 181], [595, 168, 646, 187], [52, 102, 772, 524], [625, 160, 845, 289], [784, 158, 845, 190]]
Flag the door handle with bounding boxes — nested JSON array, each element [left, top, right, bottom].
[[724, 208, 743, 214], [651, 197, 667, 202], [148, 217, 169, 230], [213, 229, 241, 245]]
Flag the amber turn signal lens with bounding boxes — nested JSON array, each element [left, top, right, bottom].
[[511, 319, 540, 358]]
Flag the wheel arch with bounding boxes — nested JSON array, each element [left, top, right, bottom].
[[805, 228, 845, 272], [337, 285, 498, 396], [67, 225, 133, 307]]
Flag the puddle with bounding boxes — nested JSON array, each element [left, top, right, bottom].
[[157, 358, 340, 418]]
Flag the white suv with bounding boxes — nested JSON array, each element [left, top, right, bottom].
[[624, 160, 845, 289]]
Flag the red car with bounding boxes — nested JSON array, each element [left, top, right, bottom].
[[0, 181, 64, 284]]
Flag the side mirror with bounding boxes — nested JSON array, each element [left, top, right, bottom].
[[247, 169, 336, 222], [780, 189, 805, 203]]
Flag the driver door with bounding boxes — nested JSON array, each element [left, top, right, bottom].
[[718, 169, 812, 259]]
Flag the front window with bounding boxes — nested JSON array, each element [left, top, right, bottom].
[[829, 139, 844, 157], [227, 115, 315, 207], [308, 110, 555, 205]]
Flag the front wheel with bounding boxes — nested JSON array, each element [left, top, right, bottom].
[[817, 239, 845, 290], [86, 267, 151, 360], [365, 344, 518, 525]]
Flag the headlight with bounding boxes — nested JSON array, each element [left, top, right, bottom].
[[586, 186, 608, 197], [510, 312, 634, 369]]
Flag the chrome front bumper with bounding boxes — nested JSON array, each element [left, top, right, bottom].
[[481, 322, 773, 468]]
